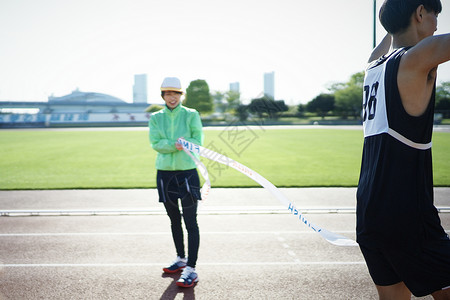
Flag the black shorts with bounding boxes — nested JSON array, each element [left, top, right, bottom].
[[359, 237, 450, 297], [156, 169, 201, 203]]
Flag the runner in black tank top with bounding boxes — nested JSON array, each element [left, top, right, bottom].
[[357, 47, 440, 248], [356, 0, 450, 298]]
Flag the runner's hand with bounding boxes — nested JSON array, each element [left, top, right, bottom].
[[175, 137, 184, 150]]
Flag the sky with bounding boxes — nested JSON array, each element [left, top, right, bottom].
[[1, 0, 449, 105]]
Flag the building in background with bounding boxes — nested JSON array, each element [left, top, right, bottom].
[[264, 71, 275, 99], [133, 74, 147, 103], [229, 82, 240, 93], [1, 74, 155, 127], [0, 88, 152, 128]]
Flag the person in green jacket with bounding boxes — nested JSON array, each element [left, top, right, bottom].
[[149, 77, 204, 288]]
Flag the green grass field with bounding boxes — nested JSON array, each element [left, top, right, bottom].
[[1, 127, 449, 189]]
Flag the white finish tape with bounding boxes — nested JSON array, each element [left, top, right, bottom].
[[179, 138, 358, 247]]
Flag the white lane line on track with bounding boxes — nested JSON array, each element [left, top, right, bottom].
[[1, 262, 366, 268], [276, 236, 286, 242], [0, 206, 359, 216], [0, 231, 357, 237], [1, 207, 448, 216], [275, 233, 298, 261], [2, 230, 447, 237]]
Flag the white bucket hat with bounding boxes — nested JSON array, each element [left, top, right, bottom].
[[160, 77, 183, 93]]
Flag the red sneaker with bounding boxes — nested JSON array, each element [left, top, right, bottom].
[[176, 266, 199, 287], [162, 257, 187, 274]]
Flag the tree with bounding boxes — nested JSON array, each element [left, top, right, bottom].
[[247, 96, 288, 119], [236, 104, 249, 121], [184, 79, 213, 113], [436, 81, 450, 101], [436, 81, 450, 118], [225, 90, 241, 112], [334, 71, 364, 119], [297, 103, 306, 117], [306, 94, 335, 119], [212, 90, 241, 113], [212, 91, 226, 113], [145, 104, 164, 112]]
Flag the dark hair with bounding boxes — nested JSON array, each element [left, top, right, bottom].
[[379, 0, 442, 34], [161, 91, 182, 97]]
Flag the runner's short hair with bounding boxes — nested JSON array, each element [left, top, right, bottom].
[[161, 91, 183, 98], [379, 0, 442, 34]]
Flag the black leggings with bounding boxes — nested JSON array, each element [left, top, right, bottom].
[[163, 195, 199, 268]]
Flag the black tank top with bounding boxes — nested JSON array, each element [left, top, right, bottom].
[[356, 48, 444, 248]]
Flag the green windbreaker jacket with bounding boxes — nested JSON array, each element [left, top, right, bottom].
[[149, 104, 204, 170]]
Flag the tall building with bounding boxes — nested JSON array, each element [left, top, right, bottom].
[[263, 71, 275, 99], [133, 74, 147, 103], [229, 82, 240, 93]]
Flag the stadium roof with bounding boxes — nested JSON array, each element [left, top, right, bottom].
[[48, 89, 126, 104]]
